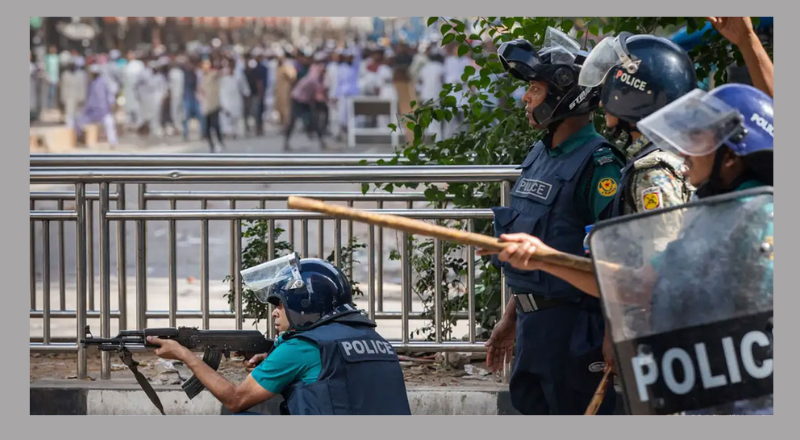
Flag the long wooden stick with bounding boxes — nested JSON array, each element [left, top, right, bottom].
[[287, 196, 594, 273], [584, 367, 613, 415]]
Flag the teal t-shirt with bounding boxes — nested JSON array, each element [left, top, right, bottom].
[[251, 333, 322, 394]]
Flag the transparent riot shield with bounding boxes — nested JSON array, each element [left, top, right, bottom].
[[589, 187, 774, 415]]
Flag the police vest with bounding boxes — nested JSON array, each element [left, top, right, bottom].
[[281, 321, 412, 415], [492, 135, 612, 299]]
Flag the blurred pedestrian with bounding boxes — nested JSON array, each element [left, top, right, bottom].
[[168, 56, 185, 136], [199, 58, 225, 152], [335, 48, 361, 142], [284, 63, 327, 151], [136, 59, 167, 138], [275, 51, 298, 129], [45, 46, 60, 109], [60, 62, 85, 129], [253, 52, 269, 135], [182, 57, 205, 140], [76, 64, 118, 146], [220, 60, 251, 139], [122, 51, 144, 129]]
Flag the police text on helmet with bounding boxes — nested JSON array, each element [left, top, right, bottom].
[[615, 70, 647, 92], [750, 113, 774, 137]]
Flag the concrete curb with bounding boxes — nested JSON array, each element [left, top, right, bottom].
[[30, 380, 522, 416]]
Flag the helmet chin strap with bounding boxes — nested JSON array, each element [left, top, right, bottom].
[[606, 120, 634, 148], [694, 147, 751, 199]]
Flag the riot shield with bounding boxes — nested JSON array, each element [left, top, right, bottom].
[[589, 187, 773, 415]]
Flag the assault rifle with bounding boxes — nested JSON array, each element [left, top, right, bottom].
[[82, 326, 274, 415]]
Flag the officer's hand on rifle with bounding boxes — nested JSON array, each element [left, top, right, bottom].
[[147, 336, 191, 361], [244, 353, 268, 372]]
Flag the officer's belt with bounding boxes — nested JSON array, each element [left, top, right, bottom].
[[512, 291, 571, 313]]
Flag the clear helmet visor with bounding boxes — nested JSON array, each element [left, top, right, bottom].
[[637, 89, 744, 157], [240, 252, 304, 303], [578, 35, 640, 87], [542, 26, 581, 65]]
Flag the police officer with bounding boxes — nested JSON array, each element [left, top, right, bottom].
[[489, 84, 773, 415], [480, 28, 624, 415], [489, 83, 773, 312], [578, 33, 696, 220], [149, 255, 411, 415]]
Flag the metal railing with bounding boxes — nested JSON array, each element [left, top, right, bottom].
[[30, 159, 519, 381], [30, 153, 409, 167]]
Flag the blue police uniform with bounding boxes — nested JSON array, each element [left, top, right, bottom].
[[280, 313, 412, 415], [492, 124, 624, 415]]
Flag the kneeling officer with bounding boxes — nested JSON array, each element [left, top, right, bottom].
[[149, 253, 412, 415]]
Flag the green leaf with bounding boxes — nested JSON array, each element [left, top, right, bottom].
[[387, 123, 397, 131], [502, 17, 515, 29], [458, 44, 470, 57], [464, 65, 476, 77], [472, 45, 482, 54], [442, 33, 456, 46], [443, 95, 457, 107], [456, 34, 467, 43], [589, 25, 599, 36], [561, 19, 574, 32], [441, 23, 452, 34], [427, 17, 438, 27], [410, 100, 416, 109], [385, 184, 394, 194], [469, 33, 481, 40], [424, 187, 440, 200], [361, 183, 370, 195], [452, 19, 465, 33]]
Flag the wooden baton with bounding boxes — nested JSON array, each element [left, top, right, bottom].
[[584, 367, 613, 415], [287, 196, 594, 273]]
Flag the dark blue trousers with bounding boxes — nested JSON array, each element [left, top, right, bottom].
[[510, 302, 616, 415]]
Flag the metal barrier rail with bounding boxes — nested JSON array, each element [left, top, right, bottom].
[[30, 166, 516, 380], [30, 153, 409, 167], [29, 166, 520, 183]]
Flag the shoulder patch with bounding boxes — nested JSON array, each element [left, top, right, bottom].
[[593, 144, 625, 167], [641, 186, 663, 211], [597, 178, 618, 197]]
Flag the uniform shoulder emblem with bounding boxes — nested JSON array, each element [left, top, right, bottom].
[[597, 178, 618, 197], [593, 146, 624, 167], [641, 186, 663, 211]]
